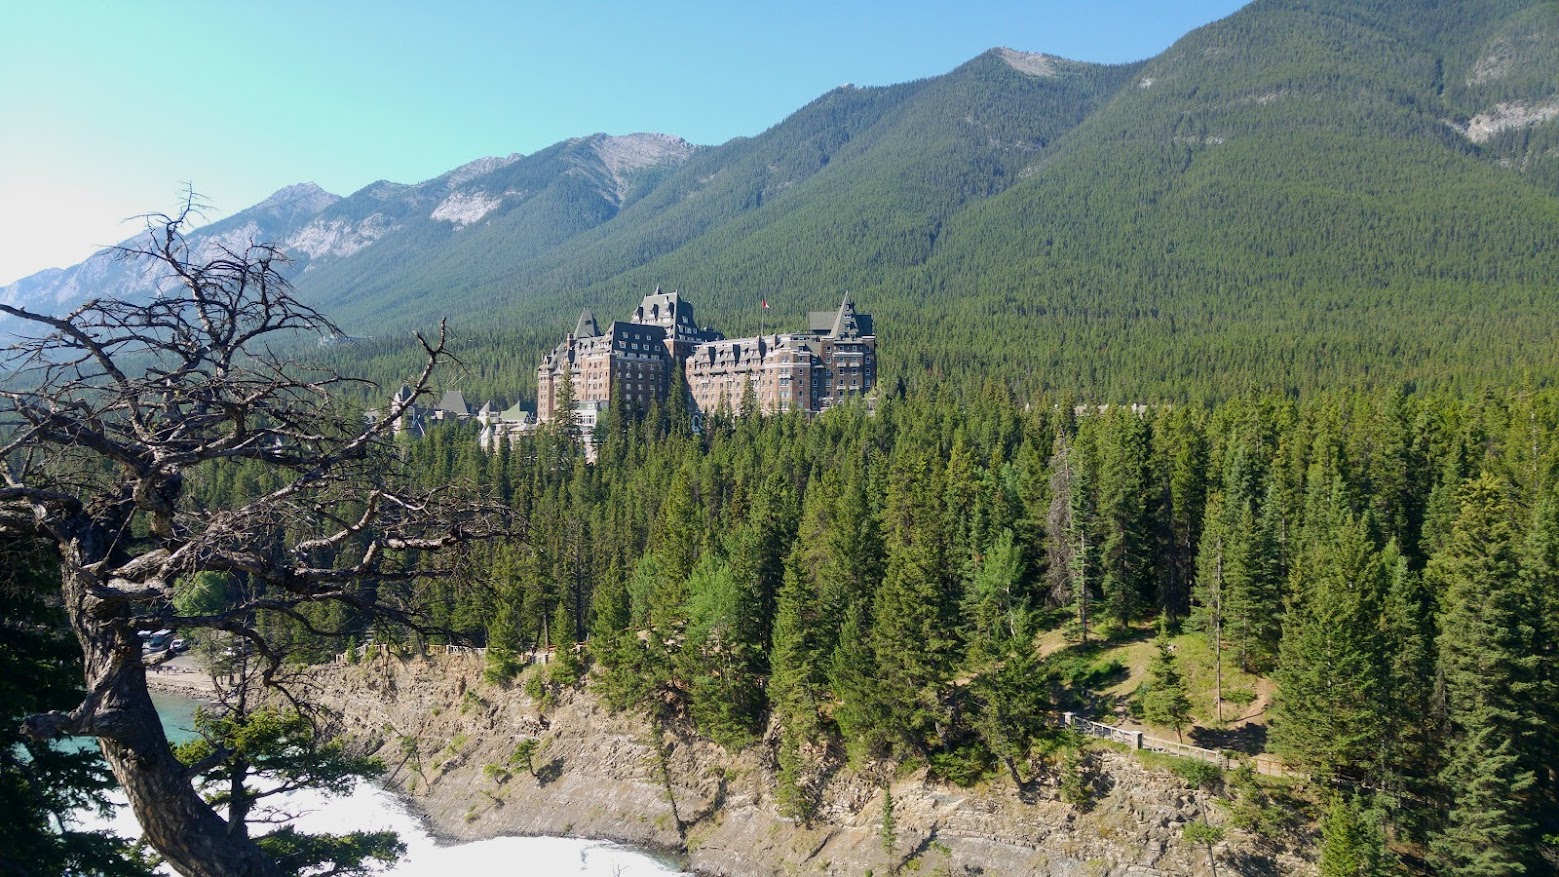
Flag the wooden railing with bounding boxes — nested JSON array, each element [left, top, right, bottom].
[[1058, 712, 1310, 780], [1060, 712, 1229, 767], [333, 643, 574, 665]]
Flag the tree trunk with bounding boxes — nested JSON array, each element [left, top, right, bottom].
[[59, 528, 285, 877], [1213, 537, 1224, 724]]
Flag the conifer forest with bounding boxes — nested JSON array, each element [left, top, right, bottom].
[[216, 380, 1557, 875], [5, 0, 1559, 872]]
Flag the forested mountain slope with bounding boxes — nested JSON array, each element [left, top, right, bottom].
[[251, 380, 1559, 875], [304, 47, 1134, 370], [885, 0, 1559, 397], [329, 0, 1559, 403], [7, 0, 1558, 402], [0, 135, 698, 332], [296, 133, 698, 324]]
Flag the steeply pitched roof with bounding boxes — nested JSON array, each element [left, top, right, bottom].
[[634, 286, 694, 328], [808, 294, 871, 338], [436, 390, 472, 416], [574, 308, 602, 338]]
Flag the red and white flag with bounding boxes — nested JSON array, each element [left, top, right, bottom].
[[761, 299, 770, 309]]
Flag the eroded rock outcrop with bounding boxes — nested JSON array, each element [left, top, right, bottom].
[[314, 653, 1313, 876]]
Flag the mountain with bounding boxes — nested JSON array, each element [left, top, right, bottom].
[[7, 0, 1559, 401], [885, 0, 1559, 396], [0, 182, 339, 319], [291, 46, 1137, 367], [0, 134, 698, 329], [289, 133, 698, 324]]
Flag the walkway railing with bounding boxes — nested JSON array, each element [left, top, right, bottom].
[[1058, 712, 1308, 780], [1060, 712, 1229, 768], [332, 643, 571, 665]]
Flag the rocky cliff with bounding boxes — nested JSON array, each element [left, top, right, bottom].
[[313, 652, 1315, 877]]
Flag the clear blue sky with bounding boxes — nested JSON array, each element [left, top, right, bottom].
[[0, 0, 1248, 286]]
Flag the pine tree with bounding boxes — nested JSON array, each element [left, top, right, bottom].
[[1098, 410, 1156, 628], [1205, 441, 1283, 674], [968, 636, 1046, 786], [771, 549, 824, 819], [1222, 495, 1282, 673], [481, 544, 536, 683], [666, 362, 693, 439], [563, 462, 596, 644], [871, 449, 956, 754], [1047, 433, 1096, 644], [1429, 474, 1542, 876], [1318, 795, 1390, 877], [817, 468, 885, 658], [944, 433, 983, 585], [1376, 542, 1439, 838], [552, 360, 581, 448], [654, 462, 704, 587], [1141, 617, 1193, 742], [1271, 513, 1387, 782], [682, 556, 765, 748], [1011, 431, 1052, 573], [1161, 411, 1208, 619], [1194, 494, 1230, 722], [830, 602, 888, 764], [1518, 491, 1559, 822], [961, 528, 1028, 666]]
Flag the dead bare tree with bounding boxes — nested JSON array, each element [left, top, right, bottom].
[[0, 200, 507, 876]]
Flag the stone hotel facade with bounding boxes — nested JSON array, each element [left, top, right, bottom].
[[536, 288, 875, 424]]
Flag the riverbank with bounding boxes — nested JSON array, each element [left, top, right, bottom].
[[143, 654, 218, 698], [312, 651, 1317, 877], [80, 758, 688, 876]]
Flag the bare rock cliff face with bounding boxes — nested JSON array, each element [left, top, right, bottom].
[[313, 654, 1312, 877]]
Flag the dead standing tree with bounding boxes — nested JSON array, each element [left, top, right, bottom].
[[0, 204, 506, 876]]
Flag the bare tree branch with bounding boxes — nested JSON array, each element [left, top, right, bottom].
[[3, 197, 510, 877]]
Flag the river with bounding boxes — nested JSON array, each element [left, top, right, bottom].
[[81, 691, 690, 876]]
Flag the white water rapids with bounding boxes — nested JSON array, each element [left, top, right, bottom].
[[85, 781, 690, 876], [73, 691, 690, 876]]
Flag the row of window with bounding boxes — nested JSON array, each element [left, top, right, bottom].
[[616, 339, 660, 351]]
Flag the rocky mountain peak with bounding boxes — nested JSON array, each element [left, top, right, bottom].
[[440, 154, 524, 190], [996, 47, 1064, 77], [253, 182, 340, 214], [591, 133, 697, 177]]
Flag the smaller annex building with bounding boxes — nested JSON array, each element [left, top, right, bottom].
[[536, 288, 876, 424]]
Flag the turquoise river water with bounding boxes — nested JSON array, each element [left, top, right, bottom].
[[77, 691, 689, 876]]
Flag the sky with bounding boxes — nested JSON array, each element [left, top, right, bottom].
[[0, 0, 1249, 287]]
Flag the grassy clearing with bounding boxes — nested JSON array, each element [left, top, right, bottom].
[[1044, 622, 1275, 754], [1164, 631, 1268, 728]]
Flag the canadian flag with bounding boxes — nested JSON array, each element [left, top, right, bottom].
[[761, 299, 770, 309]]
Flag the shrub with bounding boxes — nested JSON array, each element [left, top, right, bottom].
[[483, 646, 522, 685], [1059, 747, 1094, 809], [929, 743, 994, 787], [1183, 821, 1225, 845], [1170, 758, 1222, 789], [509, 738, 540, 776], [1223, 687, 1257, 707]]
